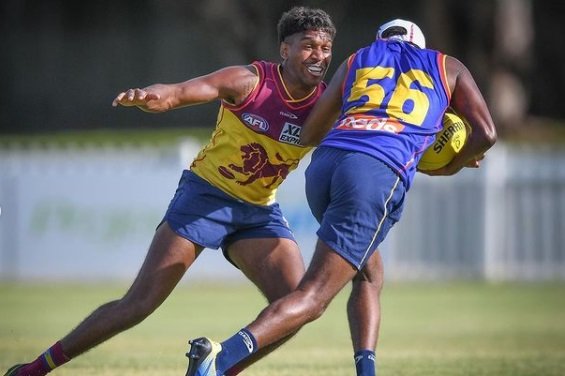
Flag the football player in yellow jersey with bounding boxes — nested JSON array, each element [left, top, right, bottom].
[[5, 6, 374, 376]]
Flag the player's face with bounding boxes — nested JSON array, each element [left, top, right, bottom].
[[280, 30, 333, 88]]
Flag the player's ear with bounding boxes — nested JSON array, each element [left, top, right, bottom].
[[280, 42, 288, 60]]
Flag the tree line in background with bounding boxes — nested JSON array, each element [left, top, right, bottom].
[[1, 0, 563, 138]]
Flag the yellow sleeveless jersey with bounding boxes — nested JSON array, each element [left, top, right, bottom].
[[190, 60, 326, 206]]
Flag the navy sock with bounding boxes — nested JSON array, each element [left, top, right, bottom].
[[354, 350, 376, 376], [216, 328, 258, 373]]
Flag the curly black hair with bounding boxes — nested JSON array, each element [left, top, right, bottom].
[[277, 6, 336, 43]]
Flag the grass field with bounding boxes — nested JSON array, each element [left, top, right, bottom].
[[1, 281, 564, 376]]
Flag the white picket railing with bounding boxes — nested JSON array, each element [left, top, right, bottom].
[[384, 143, 565, 281], [1, 141, 564, 282]]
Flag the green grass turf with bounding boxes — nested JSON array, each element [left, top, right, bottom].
[[1, 281, 564, 375]]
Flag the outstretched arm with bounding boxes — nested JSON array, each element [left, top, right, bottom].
[[300, 59, 348, 146], [111, 65, 259, 112], [423, 56, 497, 176]]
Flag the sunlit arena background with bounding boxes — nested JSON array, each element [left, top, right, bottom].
[[1, 1, 565, 375]]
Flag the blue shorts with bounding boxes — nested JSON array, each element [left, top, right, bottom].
[[163, 170, 296, 251], [305, 147, 406, 270]]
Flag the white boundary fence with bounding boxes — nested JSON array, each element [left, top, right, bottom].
[[1, 140, 564, 282]]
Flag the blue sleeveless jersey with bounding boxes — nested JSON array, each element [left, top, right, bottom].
[[320, 40, 450, 188]]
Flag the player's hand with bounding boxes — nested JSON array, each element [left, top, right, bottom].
[[112, 88, 160, 107], [464, 154, 485, 169], [419, 154, 485, 176], [464, 159, 480, 168], [418, 165, 459, 176]]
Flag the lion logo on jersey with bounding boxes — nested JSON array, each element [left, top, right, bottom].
[[218, 143, 299, 188]]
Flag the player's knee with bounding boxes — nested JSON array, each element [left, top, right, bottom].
[[299, 291, 331, 322], [307, 300, 329, 322], [357, 254, 385, 292]]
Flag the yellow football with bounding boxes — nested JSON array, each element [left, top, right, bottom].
[[418, 112, 469, 171]]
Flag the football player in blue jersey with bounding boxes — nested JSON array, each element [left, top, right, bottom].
[[184, 18, 497, 376]]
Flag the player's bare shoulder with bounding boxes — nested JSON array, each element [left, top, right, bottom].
[[444, 55, 469, 93]]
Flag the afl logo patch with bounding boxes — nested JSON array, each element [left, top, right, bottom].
[[242, 113, 269, 132]]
